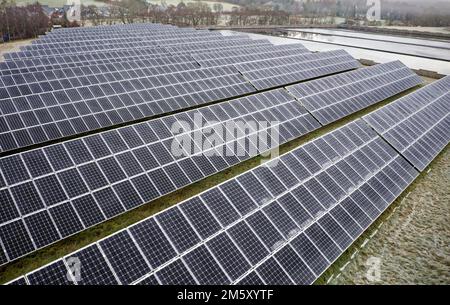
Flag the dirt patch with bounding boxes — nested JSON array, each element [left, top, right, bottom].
[[0, 39, 34, 61]]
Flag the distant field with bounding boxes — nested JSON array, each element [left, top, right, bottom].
[[147, 0, 239, 12], [16, 0, 107, 7], [376, 26, 450, 34]]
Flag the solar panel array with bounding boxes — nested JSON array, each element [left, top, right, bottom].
[[287, 61, 423, 125], [363, 76, 450, 171], [22, 31, 224, 50], [235, 49, 360, 90], [193, 43, 310, 67], [33, 29, 199, 43], [0, 41, 269, 76], [163, 39, 273, 55], [8, 120, 420, 285], [0, 89, 322, 265], [0, 55, 198, 92], [0, 65, 255, 152], [1, 23, 434, 285], [0, 45, 361, 153], [0, 47, 173, 75], [5, 35, 254, 60], [33, 24, 189, 41]]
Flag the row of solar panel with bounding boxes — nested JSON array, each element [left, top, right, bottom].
[[0, 66, 256, 152], [23, 31, 224, 50], [0, 40, 275, 75], [22, 32, 227, 53], [0, 88, 296, 188], [190, 43, 303, 61], [0, 56, 199, 90], [42, 24, 178, 34], [6, 120, 420, 285], [0, 62, 432, 266], [2, 23, 446, 282], [36, 31, 195, 43], [0, 89, 321, 265], [1, 40, 273, 75], [0, 49, 318, 108], [0, 45, 309, 96], [287, 61, 423, 125], [37, 24, 184, 38], [5, 35, 252, 60], [193, 45, 310, 68], [36, 28, 194, 39], [0, 47, 170, 74], [0, 44, 309, 92], [158, 39, 272, 55], [363, 75, 450, 171], [3, 72, 448, 281], [0, 61, 422, 178], [236, 50, 360, 90], [36, 30, 221, 45], [288, 60, 410, 98], [0, 50, 359, 153]]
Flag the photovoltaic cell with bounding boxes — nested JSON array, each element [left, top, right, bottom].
[[363, 76, 450, 171], [99, 231, 150, 284], [287, 61, 423, 125], [5, 24, 431, 284], [0, 87, 325, 265], [13, 118, 423, 284]]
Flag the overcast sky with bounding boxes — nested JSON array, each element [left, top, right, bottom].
[[383, 0, 450, 2]]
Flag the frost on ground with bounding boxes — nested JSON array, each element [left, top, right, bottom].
[[334, 146, 450, 285]]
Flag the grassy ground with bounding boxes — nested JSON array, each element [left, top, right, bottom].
[[0, 84, 430, 284]]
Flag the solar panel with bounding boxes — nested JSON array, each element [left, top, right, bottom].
[[193, 43, 307, 61], [193, 44, 310, 67], [22, 31, 224, 51], [0, 65, 256, 152], [0, 88, 321, 265], [363, 75, 450, 171], [9, 119, 420, 285], [34, 29, 198, 42], [5, 35, 254, 61], [21, 34, 236, 58], [234, 50, 360, 90], [287, 61, 423, 125], [35, 25, 192, 42], [0, 47, 172, 75], [0, 55, 198, 91], [34, 30, 195, 43], [0, 55, 199, 98], [164, 39, 273, 55]]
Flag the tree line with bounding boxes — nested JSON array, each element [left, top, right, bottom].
[[0, 0, 49, 41], [83, 0, 311, 27], [2, 0, 449, 42]]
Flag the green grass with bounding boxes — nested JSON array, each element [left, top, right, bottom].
[[0, 84, 424, 285]]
